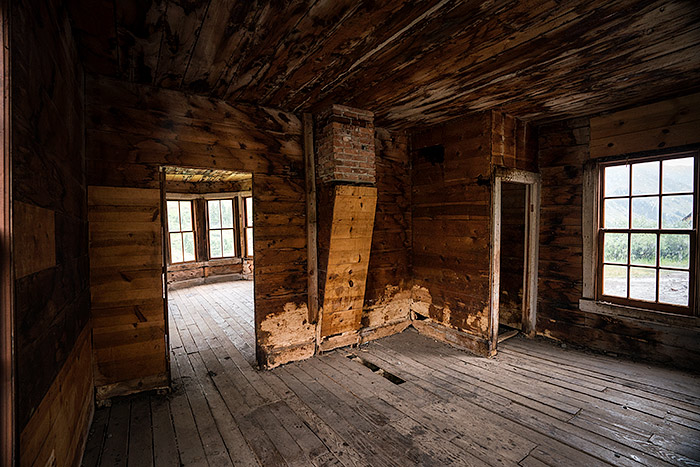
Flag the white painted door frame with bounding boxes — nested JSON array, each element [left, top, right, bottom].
[[489, 167, 541, 355]]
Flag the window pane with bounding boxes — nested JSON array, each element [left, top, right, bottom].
[[604, 198, 629, 228], [167, 201, 180, 232], [245, 197, 253, 226], [183, 232, 195, 262], [631, 197, 658, 229], [221, 200, 234, 228], [179, 201, 193, 231], [170, 233, 183, 263], [630, 233, 656, 266], [631, 161, 660, 195], [662, 157, 694, 194], [210, 230, 222, 258], [629, 267, 656, 302], [246, 228, 253, 256], [208, 200, 221, 229], [659, 269, 689, 306], [661, 195, 693, 229], [604, 165, 629, 197], [222, 229, 235, 256], [603, 233, 628, 264], [659, 234, 690, 268], [603, 265, 627, 298]]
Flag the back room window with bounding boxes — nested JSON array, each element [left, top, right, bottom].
[[208, 199, 236, 258], [167, 200, 196, 263]]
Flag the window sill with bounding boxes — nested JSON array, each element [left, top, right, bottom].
[[579, 298, 700, 328]]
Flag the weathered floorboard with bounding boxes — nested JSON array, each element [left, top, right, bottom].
[[82, 280, 700, 466]]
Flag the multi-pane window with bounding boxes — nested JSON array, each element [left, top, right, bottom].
[[167, 200, 196, 263], [208, 199, 236, 258], [244, 196, 254, 257], [598, 153, 697, 313]]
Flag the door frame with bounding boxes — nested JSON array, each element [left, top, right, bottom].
[[489, 167, 541, 354]]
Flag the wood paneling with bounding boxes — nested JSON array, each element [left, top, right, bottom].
[[86, 76, 313, 371], [537, 110, 700, 371], [68, 1, 700, 128], [19, 326, 93, 467], [590, 92, 700, 158], [12, 201, 55, 279], [411, 112, 493, 345], [11, 3, 92, 462], [319, 185, 377, 338], [88, 186, 168, 396]]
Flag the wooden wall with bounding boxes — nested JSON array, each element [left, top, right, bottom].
[[86, 75, 313, 378], [537, 95, 700, 370], [12, 0, 93, 464], [361, 129, 413, 338], [411, 112, 493, 354]]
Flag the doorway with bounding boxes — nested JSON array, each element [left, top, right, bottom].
[[160, 167, 257, 367], [489, 168, 541, 353]]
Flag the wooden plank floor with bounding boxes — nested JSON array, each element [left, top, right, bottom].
[[82, 281, 700, 466]]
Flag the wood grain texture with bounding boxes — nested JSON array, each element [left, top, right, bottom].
[[68, 0, 700, 128], [537, 113, 700, 371], [85, 76, 313, 370], [11, 0, 92, 448], [319, 185, 377, 338], [19, 325, 93, 467], [590, 92, 700, 158], [12, 201, 55, 279], [411, 112, 493, 342]]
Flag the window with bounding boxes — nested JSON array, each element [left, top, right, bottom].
[[244, 196, 253, 257], [167, 200, 196, 263], [598, 152, 697, 314], [208, 199, 236, 258]]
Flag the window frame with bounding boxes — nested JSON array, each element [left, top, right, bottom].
[[206, 198, 238, 259], [166, 199, 197, 264], [243, 196, 254, 258], [595, 151, 698, 315]]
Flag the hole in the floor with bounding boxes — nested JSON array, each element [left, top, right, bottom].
[[347, 354, 405, 385], [413, 312, 428, 321]]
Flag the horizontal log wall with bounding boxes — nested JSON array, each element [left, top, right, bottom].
[[537, 95, 700, 370], [411, 112, 493, 354], [167, 258, 253, 284], [12, 0, 93, 464], [86, 75, 312, 378]]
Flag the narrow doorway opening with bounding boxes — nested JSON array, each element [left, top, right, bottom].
[[489, 168, 541, 353], [161, 167, 256, 368], [499, 182, 527, 343]]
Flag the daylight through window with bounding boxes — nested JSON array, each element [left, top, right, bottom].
[[167, 200, 196, 263], [208, 199, 236, 258], [598, 153, 697, 313]]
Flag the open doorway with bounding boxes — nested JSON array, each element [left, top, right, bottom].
[[499, 182, 527, 342], [160, 167, 256, 366], [489, 168, 541, 353]]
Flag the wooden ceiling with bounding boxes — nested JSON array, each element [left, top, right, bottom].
[[68, 0, 700, 128], [164, 167, 252, 182]]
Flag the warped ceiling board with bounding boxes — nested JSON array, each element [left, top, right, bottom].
[[68, 0, 700, 128]]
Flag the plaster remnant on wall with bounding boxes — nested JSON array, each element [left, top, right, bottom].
[[260, 302, 315, 349], [363, 285, 412, 327]]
